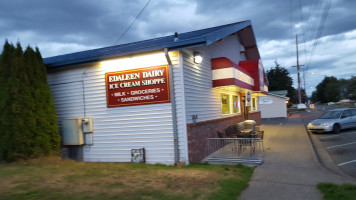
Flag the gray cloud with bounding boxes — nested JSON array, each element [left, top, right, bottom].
[[0, 0, 355, 96], [0, 0, 149, 46]]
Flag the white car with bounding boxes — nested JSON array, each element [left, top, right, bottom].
[[307, 108, 356, 134], [297, 104, 307, 110]]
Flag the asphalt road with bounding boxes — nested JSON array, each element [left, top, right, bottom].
[[301, 108, 356, 179]]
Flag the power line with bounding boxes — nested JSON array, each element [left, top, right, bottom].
[[290, 0, 332, 97], [113, 0, 151, 45], [306, 0, 332, 68]]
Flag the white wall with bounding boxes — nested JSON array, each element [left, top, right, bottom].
[[48, 51, 188, 165], [182, 34, 246, 123], [170, 51, 189, 164], [259, 95, 287, 118]]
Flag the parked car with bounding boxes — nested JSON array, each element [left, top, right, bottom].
[[297, 104, 307, 110], [307, 108, 356, 134]]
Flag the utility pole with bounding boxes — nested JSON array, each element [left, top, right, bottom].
[[303, 69, 306, 95], [296, 34, 301, 104]]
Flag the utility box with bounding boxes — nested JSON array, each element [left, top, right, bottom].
[[84, 133, 93, 145], [62, 119, 84, 145], [82, 117, 93, 133]]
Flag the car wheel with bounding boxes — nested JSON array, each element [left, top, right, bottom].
[[333, 124, 341, 134]]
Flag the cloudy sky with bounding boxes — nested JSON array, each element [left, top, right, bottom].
[[1, 0, 355, 96]]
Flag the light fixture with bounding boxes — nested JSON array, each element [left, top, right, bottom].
[[193, 52, 203, 64], [192, 114, 198, 125]]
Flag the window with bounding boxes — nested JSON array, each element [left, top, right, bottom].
[[221, 94, 230, 114], [351, 109, 356, 116], [249, 97, 257, 111], [232, 95, 240, 113], [341, 110, 351, 118], [221, 94, 241, 115]]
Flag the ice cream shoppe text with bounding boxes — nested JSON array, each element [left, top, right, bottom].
[[105, 65, 171, 107]]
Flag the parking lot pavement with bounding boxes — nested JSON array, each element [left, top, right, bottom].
[[316, 128, 356, 179]]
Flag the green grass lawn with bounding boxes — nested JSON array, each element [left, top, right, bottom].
[[0, 157, 254, 200], [317, 183, 356, 200]]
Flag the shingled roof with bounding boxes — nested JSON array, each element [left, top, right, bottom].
[[44, 20, 259, 68]]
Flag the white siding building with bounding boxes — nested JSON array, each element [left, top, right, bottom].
[[45, 21, 268, 165], [259, 92, 289, 118]]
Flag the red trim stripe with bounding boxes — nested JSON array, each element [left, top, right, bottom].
[[212, 57, 254, 80], [211, 57, 233, 70], [213, 78, 254, 90]]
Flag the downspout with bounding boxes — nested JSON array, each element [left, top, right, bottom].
[[164, 48, 180, 165]]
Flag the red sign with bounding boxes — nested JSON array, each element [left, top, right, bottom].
[[234, 101, 239, 108], [105, 65, 171, 107]]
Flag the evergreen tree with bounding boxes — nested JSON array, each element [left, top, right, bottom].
[[0, 41, 17, 160], [267, 60, 297, 104], [0, 41, 60, 161]]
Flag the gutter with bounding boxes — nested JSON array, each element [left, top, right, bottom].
[[164, 48, 180, 165], [44, 39, 206, 68]]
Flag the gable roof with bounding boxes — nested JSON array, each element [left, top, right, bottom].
[[268, 91, 289, 99], [44, 20, 258, 68], [269, 90, 288, 97]]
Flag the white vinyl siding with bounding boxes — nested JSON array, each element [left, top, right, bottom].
[[47, 51, 187, 165], [171, 52, 189, 164], [182, 35, 245, 123], [259, 95, 288, 118]]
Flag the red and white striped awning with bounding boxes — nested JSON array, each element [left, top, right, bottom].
[[211, 57, 268, 94]]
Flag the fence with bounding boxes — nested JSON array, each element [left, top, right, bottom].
[[205, 138, 264, 164]]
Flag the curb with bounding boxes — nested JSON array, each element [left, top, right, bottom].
[[305, 125, 356, 182]]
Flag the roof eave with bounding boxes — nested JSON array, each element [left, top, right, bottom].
[[206, 20, 251, 45], [45, 39, 207, 68]]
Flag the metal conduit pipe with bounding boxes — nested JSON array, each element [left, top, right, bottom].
[[164, 48, 180, 165]]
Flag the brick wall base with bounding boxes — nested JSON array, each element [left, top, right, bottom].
[[187, 111, 261, 163], [248, 111, 262, 126]]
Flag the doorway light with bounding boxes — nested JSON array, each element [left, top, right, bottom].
[[194, 52, 203, 64]]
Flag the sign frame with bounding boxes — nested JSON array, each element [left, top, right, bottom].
[[105, 65, 171, 107]]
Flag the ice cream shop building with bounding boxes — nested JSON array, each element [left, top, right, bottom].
[[44, 20, 268, 165]]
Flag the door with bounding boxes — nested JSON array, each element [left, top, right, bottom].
[[350, 109, 356, 128], [241, 96, 248, 120], [340, 110, 353, 129]]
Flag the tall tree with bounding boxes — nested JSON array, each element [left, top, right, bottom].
[[314, 76, 340, 103], [348, 76, 356, 100], [267, 60, 297, 103], [300, 88, 308, 103], [0, 41, 60, 161], [0, 41, 17, 160], [338, 78, 351, 99], [311, 91, 318, 103]]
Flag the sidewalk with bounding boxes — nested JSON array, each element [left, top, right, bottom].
[[238, 115, 356, 200]]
